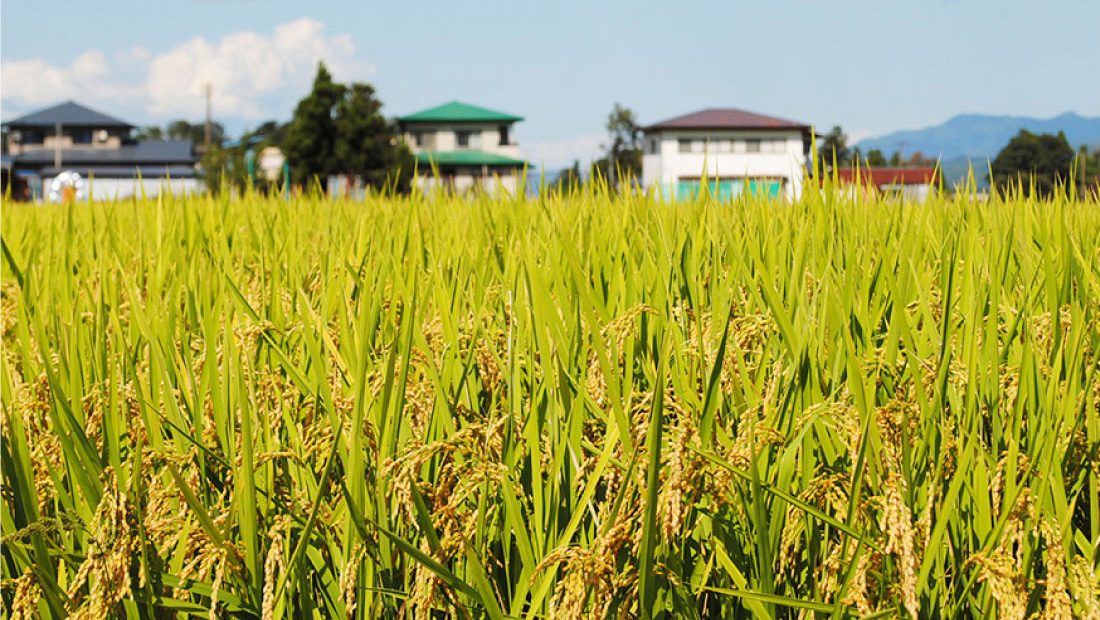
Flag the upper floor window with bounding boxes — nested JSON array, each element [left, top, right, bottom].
[[72, 130, 93, 144], [678, 139, 691, 153], [498, 125, 510, 146], [456, 130, 480, 150], [746, 139, 761, 153], [23, 130, 45, 144]]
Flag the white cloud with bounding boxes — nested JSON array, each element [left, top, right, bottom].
[[523, 133, 605, 172], [1, 18, 366, 124], [147, 18, 365, 119], [846, 129, 875, 146], [2, 51, 139, 111]]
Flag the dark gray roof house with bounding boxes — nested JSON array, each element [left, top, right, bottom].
[[2, 101, 200, 201], [5, 101, 134, 130]]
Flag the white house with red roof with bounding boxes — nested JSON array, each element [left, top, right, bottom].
[[641, 108, 812, 201]]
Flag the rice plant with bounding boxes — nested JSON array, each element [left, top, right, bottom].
[[1, 178, 1098, 619]]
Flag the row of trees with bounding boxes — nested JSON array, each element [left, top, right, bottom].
[[817, 125, 1099, 197], [138, 63, 414, 194], [818, 125, 937, 170]]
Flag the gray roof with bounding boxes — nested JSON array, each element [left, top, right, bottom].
[[36, 165, 198, 179], [3, 101, 134, 129], [12, 140, 196, 166]]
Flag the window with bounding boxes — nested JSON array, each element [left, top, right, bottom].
[[679, 139, 691, 153], [648, 139, 659, 155], [746, 139, 761, 153], [456, 130, 480, 149], [498, 125, 510, 146], [24, 130, 45, 144], [412, 131, 423, 147], [72, 130, 93, 144]]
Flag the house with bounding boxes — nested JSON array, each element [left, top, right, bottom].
[[396, 101, 527, 195], [2, 101, 201, 202], [641, 108, 812, 201], [833, 167, 939, 201]]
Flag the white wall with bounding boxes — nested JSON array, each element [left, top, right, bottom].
[[404, 123, 520, 157], [61, 176, 205, 202], [642, 129, 807, 201]]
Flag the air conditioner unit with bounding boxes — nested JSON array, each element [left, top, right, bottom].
[[10, 130, 21, 143], [95, 129, 110, 142]]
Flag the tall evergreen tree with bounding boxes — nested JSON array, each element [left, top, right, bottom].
[[283, 62, 347, 187]]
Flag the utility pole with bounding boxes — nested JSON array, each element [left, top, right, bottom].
[[204, 83, 212, 153], [54, 122, 63, 169]]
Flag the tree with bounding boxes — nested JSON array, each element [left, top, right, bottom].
[[818, 125, 850, 170], [1080, 145, 1100, 193], [135, 126, 164, 141], [594, 103, 643, 189], [333, 83, 412, 191], [866, 149, 887, 167], [551, 160, 584, 193], [250, 120, 289, 148], [163, 120, 226, 146], [199, 144, 244, 194], [283, 62, 347, 188], [284, 63, 411, 193], [990, 129, 1075, 197]]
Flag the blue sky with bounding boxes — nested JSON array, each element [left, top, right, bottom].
[[2, 0, 1097, 170]]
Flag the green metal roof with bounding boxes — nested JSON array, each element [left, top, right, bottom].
[[400, 101, 523, 123], [415, 150, 528, 167]]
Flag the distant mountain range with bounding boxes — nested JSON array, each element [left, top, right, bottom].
[[854, 112, 1099, 188]]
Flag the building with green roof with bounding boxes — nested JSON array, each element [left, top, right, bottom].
[[397, 101, 527, 194]]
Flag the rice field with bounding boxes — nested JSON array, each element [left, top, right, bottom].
[[1, 181, 1098, 619]]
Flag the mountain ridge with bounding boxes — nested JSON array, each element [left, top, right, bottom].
[[854, 111, 1099, 161]]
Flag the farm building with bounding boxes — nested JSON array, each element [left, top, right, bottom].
[[397, 101, 527, 195], [2, 101, 201, 202], [832, 167, 939, 201], [640, 108, 812, 201]]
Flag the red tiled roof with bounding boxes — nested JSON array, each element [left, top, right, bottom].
[[835, 167, 937, 186], [644, 108, 809, 132]]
